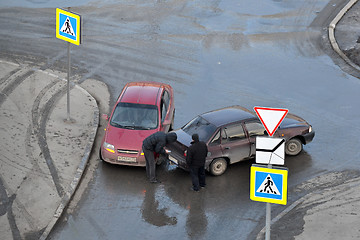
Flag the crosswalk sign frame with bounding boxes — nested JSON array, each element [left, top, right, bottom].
[[56, 8, 81, 45], [250, 165, 288, 205]]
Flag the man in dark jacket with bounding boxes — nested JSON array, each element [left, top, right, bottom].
[[142, 132, 177, 183], [186, 134, 208, 191]]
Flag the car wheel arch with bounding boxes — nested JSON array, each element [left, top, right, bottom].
[[99, 147, 105, 161]]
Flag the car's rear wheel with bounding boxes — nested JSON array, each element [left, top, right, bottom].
[[210, 158, 227, 176], [285, 138, 303, 156]]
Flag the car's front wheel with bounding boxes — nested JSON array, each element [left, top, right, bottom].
[[210, 158, 227, 176], [99, 147, 103, 160], [285, 138, 303, 156]]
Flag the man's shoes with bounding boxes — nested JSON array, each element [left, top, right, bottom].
[[200, 185, 206, 189], [190, 187, 199, 192], [150, 180, 161, 184]]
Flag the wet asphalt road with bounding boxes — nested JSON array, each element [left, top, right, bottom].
[[1, 0, 360, 239]]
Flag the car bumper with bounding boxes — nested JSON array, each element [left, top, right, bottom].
[[101, 148, 146, 167], [168, 152, 188, 170], [303, 131, 315, 144]]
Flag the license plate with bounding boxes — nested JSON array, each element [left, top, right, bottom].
[[117, 156, 136, 162], [168, 155, 178, 164]]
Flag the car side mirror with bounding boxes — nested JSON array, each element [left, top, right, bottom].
[[102, 114, 109, 121]]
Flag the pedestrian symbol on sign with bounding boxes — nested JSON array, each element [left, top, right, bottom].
[[60, 18, 75, 36], [256, 174, 280, 195]]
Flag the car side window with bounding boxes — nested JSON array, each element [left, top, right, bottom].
[[222, 124, 246, 143], [161, 101, 167, 122], [245, 121, 266, 137], [209, 130, 221, 146], [161, 90, 170, 123], [163, 90, 170, 107]]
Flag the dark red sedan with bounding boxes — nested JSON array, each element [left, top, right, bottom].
[[166, 106, 314, 176], [100, 81, 175, 166]]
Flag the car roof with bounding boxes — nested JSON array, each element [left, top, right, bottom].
[[119, 82, 169, 105], [200, 106, 257, 127]]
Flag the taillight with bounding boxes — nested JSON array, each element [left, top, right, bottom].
[[184, 150, 187, 157]]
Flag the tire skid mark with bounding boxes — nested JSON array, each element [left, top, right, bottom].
[[25, 79, 59, 185], [0, 67, 22, 86], [0, 70, 34, 106], [0, 69, 64, 197], [0, 69, 56, 238], [36, 83, 68, 197], [0, 175, 21, 240]]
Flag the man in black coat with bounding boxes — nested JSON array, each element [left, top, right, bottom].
[[142, 132, 177, 183], [186, 134, 208, 191]]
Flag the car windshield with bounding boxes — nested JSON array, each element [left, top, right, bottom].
[[182, 116, 217, 142], [110, 102, 158, 130]]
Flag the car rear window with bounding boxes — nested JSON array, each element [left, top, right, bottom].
[[110, 102, 158, 130], [182, 116, 217, 142]]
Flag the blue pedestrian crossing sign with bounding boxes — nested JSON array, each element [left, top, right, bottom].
[[56, 8, 81, 45], [250, 165, 288, 205]]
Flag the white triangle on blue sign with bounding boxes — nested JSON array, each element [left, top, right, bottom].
[[60, 17, 75, 36], [256, 174, 280, 195]]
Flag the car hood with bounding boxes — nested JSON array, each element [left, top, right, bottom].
[[105, 125, 157, 150], [280, 113, 310, 128]]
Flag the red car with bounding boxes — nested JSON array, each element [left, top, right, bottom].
[[100, 82, 175, 166]]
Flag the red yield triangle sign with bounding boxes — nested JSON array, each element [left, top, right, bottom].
[[254, 107, 289, 137]]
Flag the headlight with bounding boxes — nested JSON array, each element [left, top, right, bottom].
[[103, 142, 115, 153], [309, 126, 312, 133]]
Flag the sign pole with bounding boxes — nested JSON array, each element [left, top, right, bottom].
[[66, 7, 71, 122], [67, 41, 71, 121], [56, 7, 81, 122], [265, 164, 272, 240], [252, 106, 289, 240], [266, 202, 271, 240]]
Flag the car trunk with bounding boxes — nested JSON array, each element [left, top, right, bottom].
[[166, 129, 191, 169]]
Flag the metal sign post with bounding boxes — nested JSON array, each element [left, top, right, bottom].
[[251, 106, 289, 240], [266, 164, 272, 240], [266, 201, 271, 240], [67, 41, 71, 121], [56, 7, 81, 121]]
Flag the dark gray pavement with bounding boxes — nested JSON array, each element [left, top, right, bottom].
[[1, 1, 360, 240]]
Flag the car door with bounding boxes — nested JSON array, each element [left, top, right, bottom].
[[159, 89, 171, 132], [205, 130, 222, 168], [220, 123, 251, 164], [243, 120, 267, 157]]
